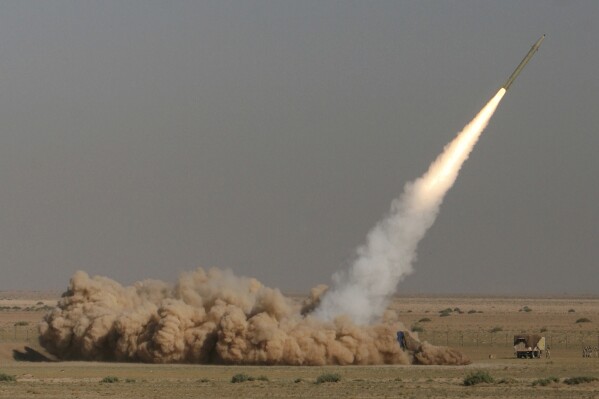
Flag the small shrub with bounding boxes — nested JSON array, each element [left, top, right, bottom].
[[497, 377, 516, 384], [0, 373, 16, 382], [231, 373, 251, 383], [463, 371, 494, 386], [316, 373, 341, 384], [467, 310, 477, 314], [13, 321, 29, 326], [540, 326, 548, 333], [520, 306, 532, 313], [411, 325, 424, 333], [575, 318, 591, 323], [439, 311, 451, 317], [101, 376, 119, 383], [125, 378, 136, 383], [489, 326, 503, 333], [198, 378, 210, 383], [532, 376, 559, 386], [230, 373, 267, 383], [294, 378, 303, 383], [418, 317, 431, 323], [563, 376, 597, 385], [568, 309, 576, 313], [439, 308, 453, 314]]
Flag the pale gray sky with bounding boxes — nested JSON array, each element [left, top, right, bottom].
[[1, 1, 598, 295]]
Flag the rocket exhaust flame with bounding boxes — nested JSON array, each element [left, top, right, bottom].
[[315, 89, 506, 325]]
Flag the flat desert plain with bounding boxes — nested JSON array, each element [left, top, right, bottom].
[[1, 294, 599, 398]]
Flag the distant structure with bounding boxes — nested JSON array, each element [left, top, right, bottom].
[[513, 334, 545, 358]]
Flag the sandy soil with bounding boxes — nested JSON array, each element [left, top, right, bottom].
[[1, 295, 598, 398]]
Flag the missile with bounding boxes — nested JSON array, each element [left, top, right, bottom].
[[502, 34, 545, 90]]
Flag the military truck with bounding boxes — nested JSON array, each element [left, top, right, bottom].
[[513, 334, 545, 358]]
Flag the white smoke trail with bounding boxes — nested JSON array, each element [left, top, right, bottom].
[[315, 89, 506, 325]]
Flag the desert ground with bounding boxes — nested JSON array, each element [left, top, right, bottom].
[[1, 293, 599, 398]]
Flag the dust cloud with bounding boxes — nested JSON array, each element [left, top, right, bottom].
[[38, 88, 506, 368], [39, 268, 469, 366]]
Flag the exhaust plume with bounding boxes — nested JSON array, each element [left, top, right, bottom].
[[38, 89, 506, 366], [315, 89, 506, 325], [39, 268, 469, 365]]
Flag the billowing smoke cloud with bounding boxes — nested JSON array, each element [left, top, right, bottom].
[[315, 89, 506, 325], [38, 89, 504, 366], [39, 268, 469, 365]]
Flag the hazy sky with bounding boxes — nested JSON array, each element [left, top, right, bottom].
[[1, 1, 598, 295]]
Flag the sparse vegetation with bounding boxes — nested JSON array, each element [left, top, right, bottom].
[[568, 308, 576, 313], [575, 318, 591, 323], [520, 306, 532, 313], [231, 373, 268, 383], [13, 321, 29, 326], [463, 371, 494, 386], [467, 309, 477, 314], [411, 324, 424, 333], [563, 376, 597, 385], [100, 376, 119, 383], [0, 373, 16, 382], [316, 373, 341, 384], [489, 326, 503, 333], [231, 373, 251, 383], [125, 378, 136, 383], [197, 378, 210, 383], [294, 378, 303, 383], [418, 317, 431, 323], [540, 326, 548, 333], [532, 376, 559, 386]]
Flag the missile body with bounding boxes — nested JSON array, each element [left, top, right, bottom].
[[502, 35, 545, 90]]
